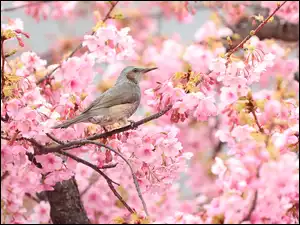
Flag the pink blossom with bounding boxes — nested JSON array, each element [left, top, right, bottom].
[[83, 25, 136, 63], [20, 51, 47, 71], [211, 157, 227, 179], [1, 18, 24, 31], [194, 21, 233, 42], [31, 201, 50, 223], [35, 154, 63, 173]]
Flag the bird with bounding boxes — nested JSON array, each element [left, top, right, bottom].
[[52, 66, 157, 129]]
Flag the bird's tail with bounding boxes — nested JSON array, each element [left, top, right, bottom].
[[52, 113, 89, 129]]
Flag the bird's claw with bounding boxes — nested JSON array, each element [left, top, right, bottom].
[[128, 120, 136, 129]]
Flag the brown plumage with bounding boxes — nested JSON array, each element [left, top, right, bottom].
[[52, 66, 157, 129]]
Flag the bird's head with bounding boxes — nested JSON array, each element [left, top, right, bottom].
[[116, 66, 157, 85]]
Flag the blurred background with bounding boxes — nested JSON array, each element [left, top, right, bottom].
[[1, 1, 299, 201], [1, 1, 211, 53]]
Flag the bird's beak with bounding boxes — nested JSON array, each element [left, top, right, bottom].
[[142, 67, 158, 73]]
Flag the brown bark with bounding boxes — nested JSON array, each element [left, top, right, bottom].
[[233, 15, 299, 43], [46, 176, 90, 224]]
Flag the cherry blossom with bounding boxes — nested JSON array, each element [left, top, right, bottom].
[[1, 1, 299, 224]]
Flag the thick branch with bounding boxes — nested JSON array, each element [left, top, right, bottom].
[[55, 141, 149, 217], [5, 105, 171, 220], [232, 15, 299, 43], [46, 176, 90, 224]]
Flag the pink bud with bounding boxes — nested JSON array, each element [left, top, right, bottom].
[[22, 32, 30, 39], [16, 37, 24, 47]]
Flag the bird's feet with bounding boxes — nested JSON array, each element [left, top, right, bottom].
[[128, 120, 137, 129]]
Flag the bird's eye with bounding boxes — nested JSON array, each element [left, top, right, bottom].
[[133, 68, 138, 72]]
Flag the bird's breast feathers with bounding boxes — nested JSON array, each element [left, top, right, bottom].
[[88, 102, 139, 126]]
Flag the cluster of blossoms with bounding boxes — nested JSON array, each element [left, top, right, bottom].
[[83, 25, 136, 63], [72, 125, 193, 223], [1, 11, 191, 224], [1, 18, 29, 47], [1, 1, 299, 224]]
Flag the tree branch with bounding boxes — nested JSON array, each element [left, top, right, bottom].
[[80, 175, 100, 197], [242, 190, 258, 222], [56, 150, 135, 214], [240, 164, 261, 223], [54, 141, 149, 217], [32, 105, 172, 155], [26, 152, 43, 169], [78, 140, 150, 217], [46, 176, 91, 224], [226, 1, 288, 59], [251, 110, 264, 133], [86, 104, 173, 141], [56, 150, 119, 186], [13, 105, 171, 219]]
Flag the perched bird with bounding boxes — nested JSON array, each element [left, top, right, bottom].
[[52, 66, 157, 129]]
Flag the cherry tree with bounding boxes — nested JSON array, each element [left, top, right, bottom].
[[1, 1, 299, 224]]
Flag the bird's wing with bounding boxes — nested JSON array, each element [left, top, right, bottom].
[[81, 82, 140, 114]]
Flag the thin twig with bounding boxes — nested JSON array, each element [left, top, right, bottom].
[[251, 110, 264, 133], [32, 105, 172, 154], [57, 150, 119, 186], [57, 150, 134, 214], [36, 1, 119, 85], [3, 104, 172, 216], [80, 176, 100, 197], [26, 152, 43, 169], [226, 1, 288, 59], [242, 191, 258, 222], [100, 163, 118, 169], [46, 133, 65, 145], [106, 180, 135, 214], [86, 104, 173, 141], [241, 165, 261, 223], [79, 140, 150, 217], [80, 163, 119, 197]]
